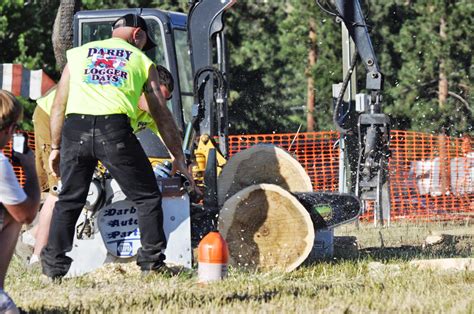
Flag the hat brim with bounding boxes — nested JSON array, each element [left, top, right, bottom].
[[143, 33, 156, 51]]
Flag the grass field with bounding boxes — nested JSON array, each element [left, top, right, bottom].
[[6, 221, 474, 313]]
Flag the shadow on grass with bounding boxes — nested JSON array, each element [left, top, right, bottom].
[[311, 234, 473, 264], [357, 245, 469, 261], [345, 245, 470, 263]]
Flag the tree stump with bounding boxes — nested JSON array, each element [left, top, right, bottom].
[[218, 144, 313, 207], [218, 184, 315, 272]]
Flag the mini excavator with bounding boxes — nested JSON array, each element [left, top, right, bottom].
[[30, 0, 389, 276]]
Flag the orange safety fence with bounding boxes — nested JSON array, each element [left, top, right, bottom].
[[3, 130, 473, 222], [388, 130, 473, 221], [2, 131, 36, 187], [228, 131, 340, 192], [228, 130, 474, 222]]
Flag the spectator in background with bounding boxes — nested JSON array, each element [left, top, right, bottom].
[[20, 86, 60, 265], [0, 90, 40, 313]]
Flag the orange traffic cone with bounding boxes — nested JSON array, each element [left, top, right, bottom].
[[198, 231, 229, 283]]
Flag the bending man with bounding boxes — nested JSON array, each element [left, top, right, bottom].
[[41, 13, 194, 280]]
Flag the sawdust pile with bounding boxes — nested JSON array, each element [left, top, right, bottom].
[[86, 262, 141, 283]]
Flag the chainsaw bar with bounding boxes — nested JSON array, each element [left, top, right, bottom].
[[293, 192, 361, 229]]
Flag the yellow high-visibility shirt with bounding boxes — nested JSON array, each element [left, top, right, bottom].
[[36, 88, 56, 115], [131, 110, 161, 137], [65, 37, 153, 120]]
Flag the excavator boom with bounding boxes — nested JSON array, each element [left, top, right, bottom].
[[330, 0, 391, 223]]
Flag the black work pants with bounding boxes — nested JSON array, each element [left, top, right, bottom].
[[41, 114, 166, 278]]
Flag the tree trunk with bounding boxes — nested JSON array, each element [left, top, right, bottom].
[[217, 144, 313, 207], [52, 0, 81, 72], [306, 18, 317, 132], [218, 184, 315, 272], [438, 15, 448, 108], [438, 130, 450, 195]]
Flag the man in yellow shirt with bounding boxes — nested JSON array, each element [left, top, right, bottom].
[[28, 65, 173, 266], [41, 13, 193, 280], [133, 65, 174, 135]]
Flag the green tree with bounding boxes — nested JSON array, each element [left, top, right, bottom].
[[2, 0, 472, 136], [0, 0, 60, 129], [278, 0, 343, 132], [224, 1, 291, 134], [224, 1, 344, 134], [0, 0, 58, 77], [389, 0, 473, 136]]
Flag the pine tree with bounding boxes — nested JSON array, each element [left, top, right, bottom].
[[389, 0, 473, 136], [1, 0, 471, 135]]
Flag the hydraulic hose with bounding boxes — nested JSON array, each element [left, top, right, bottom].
[[333, 49, 358, 134]]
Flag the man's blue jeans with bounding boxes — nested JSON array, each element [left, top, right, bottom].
[[41, 114, 166, 278]]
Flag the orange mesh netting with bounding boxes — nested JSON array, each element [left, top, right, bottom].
[[228, 132, 340, 192], [387, 130, 473, 221], [229, 130, 473, 222], [2, 131, 35, 187]]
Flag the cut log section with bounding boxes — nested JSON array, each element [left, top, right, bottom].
[[218, 184, 315, 272], [218, 144, 313, 206]]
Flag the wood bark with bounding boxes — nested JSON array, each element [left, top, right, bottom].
[[218, 184, 315, 272], [52, 0, 81, 72], [438, 131, 450, 195], [306, 18, 317, 132], [438, 15, 448, 108], [217, 144, 313, 206]]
